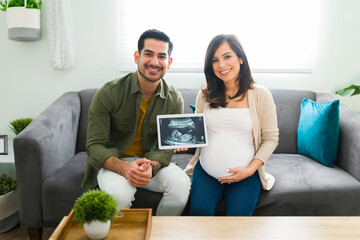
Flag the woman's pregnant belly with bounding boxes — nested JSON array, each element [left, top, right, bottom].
[[200, 135, 254, 179]]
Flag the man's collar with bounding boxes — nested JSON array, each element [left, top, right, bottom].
[[130, 71, 166, 98], [157, 78, 166, 99], [130, 72, 141, 94]]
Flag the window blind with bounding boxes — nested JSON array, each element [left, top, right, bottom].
[[118, 0, 317, 73]]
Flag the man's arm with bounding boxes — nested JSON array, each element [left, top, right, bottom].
[[86, 86, 120, 170], [149, 160, 162, 170], [103, 156, 131, 177]]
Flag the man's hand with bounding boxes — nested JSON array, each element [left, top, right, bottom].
[[104, 157, 158, 187], [126, 158, 152, 187]]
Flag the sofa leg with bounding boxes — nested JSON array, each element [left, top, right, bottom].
[[27, 227, 43, 240]]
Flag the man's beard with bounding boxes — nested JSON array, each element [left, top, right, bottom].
[[138, 65, 165, 83]]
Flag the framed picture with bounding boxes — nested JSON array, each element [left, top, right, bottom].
[[0, 135, 8, 155]]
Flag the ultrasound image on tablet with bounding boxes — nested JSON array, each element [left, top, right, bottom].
[[157, 114, 208, 149]]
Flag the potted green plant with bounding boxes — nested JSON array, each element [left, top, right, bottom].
[[9, 118, 33, 135], [73, 189, 118, 240], [335, 84, 360, 97], [0, 0, 42, 41], [336, 83, 360, 113], [0, 173, 19, 233]]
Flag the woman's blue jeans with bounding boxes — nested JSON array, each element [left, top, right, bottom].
[[190, 162, 261, 216]]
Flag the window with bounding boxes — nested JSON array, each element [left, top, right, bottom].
[[118, 0, 317, 73]]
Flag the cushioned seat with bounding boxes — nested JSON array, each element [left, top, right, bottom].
[[42, 152, 87, 225], [255, 154, 360, 216], [42, 151, 164, 225]]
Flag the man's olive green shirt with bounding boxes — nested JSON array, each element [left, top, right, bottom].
[[81, 72, 184, 191]]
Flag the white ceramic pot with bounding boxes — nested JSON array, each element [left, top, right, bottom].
[[0, 190, 20, 233], [83, 220, 111, 240]]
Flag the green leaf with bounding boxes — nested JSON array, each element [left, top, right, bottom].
[[335, 84, 360, 97], [0, 173, 17, 195], [0, 0, 41, 10], [9, 118, 33, 135], [0, 0, 8, 11]]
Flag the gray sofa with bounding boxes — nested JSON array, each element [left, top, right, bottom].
[[14, 88, 360, 235]]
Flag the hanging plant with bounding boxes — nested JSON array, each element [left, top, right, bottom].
[[0, 0, 42, 41], [0, 0, 41, 10]]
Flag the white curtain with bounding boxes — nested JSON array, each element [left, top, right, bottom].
[[46, 0, 75, 70]]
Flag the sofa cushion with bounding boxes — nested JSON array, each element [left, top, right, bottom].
[[42, 151, 171, 221], [76, 89, 98, 153], [171, 153, 195, 171], [42, 152, 87, 225], [178, 89, 199, 114], [270, 89, 316, 154], [254, 154, 360, 216], [173, 152, 360, 216], [297, 98, 340, 167]]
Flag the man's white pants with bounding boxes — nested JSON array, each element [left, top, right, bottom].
[[97, 157, 191, 216]]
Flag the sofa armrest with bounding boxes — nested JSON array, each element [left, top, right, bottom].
[[14, 92, 81, 227], [317, 93, 360, 181]]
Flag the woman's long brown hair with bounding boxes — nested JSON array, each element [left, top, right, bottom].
[[203, 34, 254, 108]]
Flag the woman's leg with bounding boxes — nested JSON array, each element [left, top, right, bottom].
[[224, 171, 261, 216], [190, 162, 224, 216]]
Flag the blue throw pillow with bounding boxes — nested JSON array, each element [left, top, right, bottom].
[[297, 98, 340, 167], [190, 104, 196, 113]]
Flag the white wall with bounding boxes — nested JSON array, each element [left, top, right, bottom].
[[0, 0, 359, 139]]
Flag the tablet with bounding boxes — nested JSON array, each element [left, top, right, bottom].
[[157, 113, 208, 150]]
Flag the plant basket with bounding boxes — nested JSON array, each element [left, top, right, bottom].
[[6, 0, 41, 41]]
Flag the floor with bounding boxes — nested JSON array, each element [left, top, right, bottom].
[[0, 225, 55, 240]]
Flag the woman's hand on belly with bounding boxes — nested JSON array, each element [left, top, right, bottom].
[[218, 158, 263, 184], [218, 167, 253, 184]]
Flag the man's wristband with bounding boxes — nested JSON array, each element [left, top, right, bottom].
[[150, 163, 157, 178]]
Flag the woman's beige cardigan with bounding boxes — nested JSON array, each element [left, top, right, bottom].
[[184, 84, 279, 190]]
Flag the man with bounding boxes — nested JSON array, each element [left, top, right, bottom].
[[81, 29, 191, 216]]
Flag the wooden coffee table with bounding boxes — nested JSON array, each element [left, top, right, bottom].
[[150, 216, 360, 240]]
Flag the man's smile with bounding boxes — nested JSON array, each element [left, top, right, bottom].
[[146, 65, 162, 74]]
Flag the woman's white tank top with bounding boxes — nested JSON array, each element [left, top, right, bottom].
[[200, 108, 255, 179]]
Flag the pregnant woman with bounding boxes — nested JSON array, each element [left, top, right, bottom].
[[184, 34, 279, 216]]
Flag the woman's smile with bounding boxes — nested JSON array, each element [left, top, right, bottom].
[[212, 42, 242, 83]]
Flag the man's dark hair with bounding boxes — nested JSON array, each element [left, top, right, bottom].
[[138, 29, 173, 56]]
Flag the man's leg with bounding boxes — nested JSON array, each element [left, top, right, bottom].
[[143, 162, 191, 216], [97, 157, 138, 209]]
